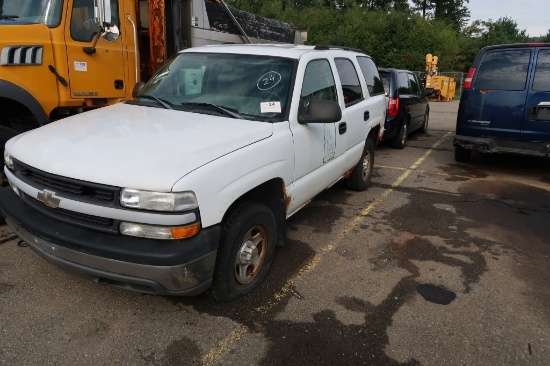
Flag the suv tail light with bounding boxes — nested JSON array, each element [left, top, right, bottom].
[[388, 97, 399, 117], [463, 67, 476, 90]]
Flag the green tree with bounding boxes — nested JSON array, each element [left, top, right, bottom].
[[478, 17, 529, 46], [411, 0, 470, 31]]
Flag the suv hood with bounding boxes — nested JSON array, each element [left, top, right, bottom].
[[7, 103, 273, 191]]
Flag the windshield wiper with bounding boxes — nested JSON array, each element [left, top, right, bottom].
[[136, 95, 173, 110], [181, 102, 242, 119], [0, 15, 19, 20]]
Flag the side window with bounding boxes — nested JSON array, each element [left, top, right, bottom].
[[397, 72, 411, 95], [71, 0, 120, 42], [357, 56, 384, 96], [408, 73, 419, 95], [533, 49, 550, 91], [301, 59, 338, 105], [474, 49, 531, 91], [334, 58, 364, 106]]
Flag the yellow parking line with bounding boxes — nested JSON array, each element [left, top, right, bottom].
[[200, 132, 452, 365], [375, 164, 473, 180]]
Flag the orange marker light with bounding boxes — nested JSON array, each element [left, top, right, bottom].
[[171, 223, 201, 239]]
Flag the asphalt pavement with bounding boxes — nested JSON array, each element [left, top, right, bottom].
[[1, 100, 549, 366]]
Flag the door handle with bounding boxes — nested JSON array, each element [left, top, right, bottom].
[[364, 111, 370, 121], [339, 122, 347, 135]]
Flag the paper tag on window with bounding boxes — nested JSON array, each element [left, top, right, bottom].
[[260, 102, 281, 113]]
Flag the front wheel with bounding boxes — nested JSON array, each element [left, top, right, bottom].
[[346, 138, 375, 191], [208, 201, 277, 302]]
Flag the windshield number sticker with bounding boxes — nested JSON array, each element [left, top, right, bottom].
[[260, 102, 281, 113], [257, 71, 282, 90]]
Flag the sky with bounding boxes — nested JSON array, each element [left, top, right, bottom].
[[467, 0, 548, 37]]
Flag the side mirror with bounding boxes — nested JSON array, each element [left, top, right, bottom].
[[132, 81, 146, 98], [298, 100, 342, 124]]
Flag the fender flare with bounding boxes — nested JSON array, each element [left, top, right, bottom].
[[0, 79, 50, 126]]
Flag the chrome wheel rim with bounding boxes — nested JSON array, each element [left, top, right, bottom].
[[234, 225, 268, 285]]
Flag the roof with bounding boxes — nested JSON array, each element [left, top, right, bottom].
[[180, 44, 368, 59]]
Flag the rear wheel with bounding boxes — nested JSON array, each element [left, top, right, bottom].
[[392, 121, 408, 149], [454, 147, 471, 162], [346, 138, 375, 191], [420, 110, 429, 133], [208, 201, 277, 302]]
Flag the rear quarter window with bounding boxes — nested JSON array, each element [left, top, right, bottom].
[[397, 72, 411, 94], [334, 58, 364, 106], [474, 49, 531, 91], [533, 49, 550, 91], [357, 57, 385, 96]]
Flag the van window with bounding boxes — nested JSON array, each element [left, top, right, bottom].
[[398, 72, 411, 94], [474, 49, 531, 91], [335, 58, 364, 106], [357, 57, 384, 96], [533, 50, 550, 91], [408, 73, 419, 95]]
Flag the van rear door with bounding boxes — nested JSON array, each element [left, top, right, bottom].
[[523, 47, 550, 142], [466, 47, 532, 139]]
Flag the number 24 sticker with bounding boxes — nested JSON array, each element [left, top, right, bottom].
[[257, 71, 282, 90]]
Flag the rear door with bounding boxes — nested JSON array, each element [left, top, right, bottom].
[[407, 72, 423, 129], [467, 47, 532, 139], [523, 47, 550, 142]]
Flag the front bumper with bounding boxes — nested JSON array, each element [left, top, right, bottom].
[[0, 188, 221, 296]]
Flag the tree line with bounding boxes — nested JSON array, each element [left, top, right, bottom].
[[226, 0, 550, 73]]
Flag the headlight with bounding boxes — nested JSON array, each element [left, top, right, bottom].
[[3, 149, 13, 170], [120, 188, 198, 212], [120, 222, 200, 240]]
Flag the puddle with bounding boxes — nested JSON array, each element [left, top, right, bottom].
[[416, 284, 456, 305]]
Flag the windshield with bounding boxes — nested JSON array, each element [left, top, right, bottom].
[[0, 0, 63, 26], [133, 52, 297, 122]]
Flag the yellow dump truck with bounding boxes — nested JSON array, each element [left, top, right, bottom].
[[424, 53, 456, 102], [0, 0, 303, 180]]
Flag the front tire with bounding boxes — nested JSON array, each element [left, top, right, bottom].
[[346, 138, 375, 191], [209, 201, 277, 302]]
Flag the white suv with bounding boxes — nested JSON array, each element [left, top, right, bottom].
[[1, 44, 386, 301]]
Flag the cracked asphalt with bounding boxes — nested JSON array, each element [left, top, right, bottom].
[[1, 100, 549, 365]]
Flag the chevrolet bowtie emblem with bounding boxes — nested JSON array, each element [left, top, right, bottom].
[[37, 189, 61, 208]]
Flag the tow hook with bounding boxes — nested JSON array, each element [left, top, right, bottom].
[[17, 240, 28, 247]]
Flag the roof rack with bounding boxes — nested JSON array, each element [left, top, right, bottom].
[[313, 45, 365, 53]]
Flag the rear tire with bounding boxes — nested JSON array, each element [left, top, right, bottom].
[[392, 121, 408, 149], [419, 110, 429, 133], [208, 201, 277, 302], [346, 138, 374, 191], [454, 147, 471, 162]]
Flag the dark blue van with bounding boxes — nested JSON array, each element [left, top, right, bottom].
[[454, 43, 550, 162]]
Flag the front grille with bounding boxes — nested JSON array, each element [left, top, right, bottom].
[[14, 159, 119, 207]]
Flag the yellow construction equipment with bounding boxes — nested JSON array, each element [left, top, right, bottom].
[[424, 53, 456, 101]]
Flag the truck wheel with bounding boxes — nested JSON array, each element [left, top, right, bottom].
[[346, 137, 374, 191], [454, 147, 471, 162], [420, 110, 429, 133], [0, 126, 18, 187], [392, 121, 408, 149], [209, 201, 277, 302]]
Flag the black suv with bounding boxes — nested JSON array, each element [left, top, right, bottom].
[[379, 68, 430, 148]]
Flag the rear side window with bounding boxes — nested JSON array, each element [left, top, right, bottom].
[[379, 72, 390, 95], [533, 49, 550, 91], [357, 57, 385, 96], [335, 58, 364, 106], [408, 73, 419, 95], [474, 49, 531, 91], [397, 72, 411, 94]]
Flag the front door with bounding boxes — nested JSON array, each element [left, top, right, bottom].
[[65, 0, 127, 99]]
